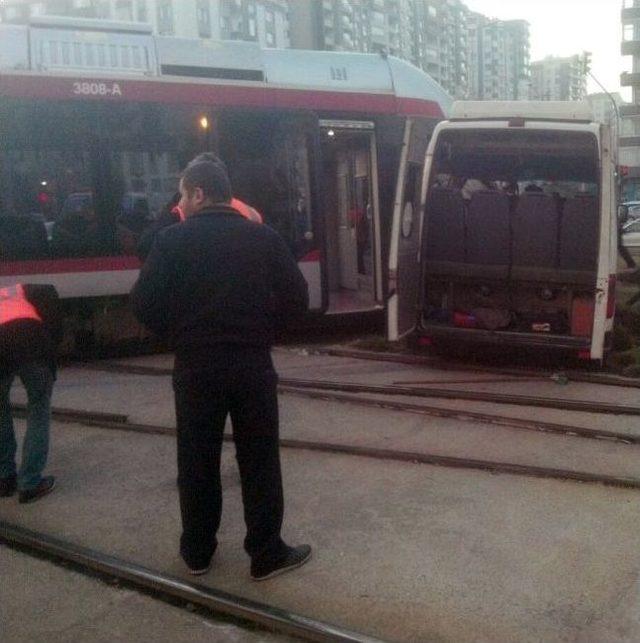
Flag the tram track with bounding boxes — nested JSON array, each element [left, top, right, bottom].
[[79, 361, 640, 417], [278, 378, 640, 416], [313, 347, 640, 390], [0, 522, 377, 643], [11, 401, 640, 490]]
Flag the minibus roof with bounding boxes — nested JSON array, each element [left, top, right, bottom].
[[450, 101, 594, 123]]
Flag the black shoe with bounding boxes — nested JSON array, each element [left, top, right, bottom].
[[0, 475, 17, 498], [251, 544, 312, 581], [19, 476, 55, 504], [181, 545, 215, 577], [186, 563, 212, 577]]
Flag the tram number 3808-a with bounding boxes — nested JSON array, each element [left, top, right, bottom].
[[72, 81, 123, 97]]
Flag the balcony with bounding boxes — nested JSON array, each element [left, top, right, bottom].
[[622, 40, 640, 56], [621, 72, 640, 86], [623, 7, 640, 22], [620, 136, 640, 148]]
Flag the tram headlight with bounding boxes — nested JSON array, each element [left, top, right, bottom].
[[199, 116, 210, 131]]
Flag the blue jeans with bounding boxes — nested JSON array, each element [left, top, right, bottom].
[[0, 363, 54, 491]]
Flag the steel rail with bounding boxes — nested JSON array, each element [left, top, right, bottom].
[[14, 384, 640, 446], [278, 378, 640, 416], [276, 387, 640, 445], [0, 522, 380, 643], [13, 405, 640, 491], [75, 362, 640, 415], [315, 348, 640, 390]]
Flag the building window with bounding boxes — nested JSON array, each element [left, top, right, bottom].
[[135, 0, 147, 22], [115, 0, 134, 21], [248, 17, 257, 39], [197, 0, 212, 38], [157, 0, 174, 36], [624, 24, 637, 42], [264, 8, 276, 47]]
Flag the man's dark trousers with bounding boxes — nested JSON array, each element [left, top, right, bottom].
[[174, 346, 287, 570]]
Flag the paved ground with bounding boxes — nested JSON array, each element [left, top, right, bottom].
[[10, 351, 640, 481], [3, 350, 640, 641], [2, 417, 640, 642], [1, 546, 285, 643]]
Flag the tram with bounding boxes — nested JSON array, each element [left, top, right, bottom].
[[0, 15, 451, 323]]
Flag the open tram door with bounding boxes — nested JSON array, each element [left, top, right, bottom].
[[387, 118, 432, 340], [319, 120, 383, 314]]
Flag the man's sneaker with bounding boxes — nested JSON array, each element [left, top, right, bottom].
[[18, 476, 55, 504], [251, 544, 312, 581], [186, 563, 212, 577], [0, 475, 17, 498]]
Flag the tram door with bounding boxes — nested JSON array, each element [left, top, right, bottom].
[[321, 121, 380, 313], [336, 153, 358, 290]]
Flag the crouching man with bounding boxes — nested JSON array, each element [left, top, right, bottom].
[[0, 284, 62, 503]]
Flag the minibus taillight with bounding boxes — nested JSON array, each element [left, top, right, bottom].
[[607, 275, 616, 319]]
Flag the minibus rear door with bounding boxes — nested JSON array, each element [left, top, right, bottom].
[[387, 118, 431, 340]]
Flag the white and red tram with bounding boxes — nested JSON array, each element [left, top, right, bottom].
[[0, 16, 451, 320]]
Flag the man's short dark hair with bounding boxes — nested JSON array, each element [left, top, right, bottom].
[[181, 161, 232, 204], [189, 153, 227, 172]]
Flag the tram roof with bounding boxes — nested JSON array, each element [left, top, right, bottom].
[[0, 20, 452, 117]]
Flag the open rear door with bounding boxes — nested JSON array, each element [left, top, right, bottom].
[[387, 118, 432, 340]]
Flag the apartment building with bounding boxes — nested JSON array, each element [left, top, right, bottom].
[[0, 0, 290, 48], [530, 54, 590, 102], [288, 0, 469, 98], [621, 0, 640, 199], [467, 13, 530, 101], [434, 0, 468, 99]]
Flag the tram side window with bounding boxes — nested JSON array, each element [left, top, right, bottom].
[[98, 103, 207, 256], [0, 99, 210, 261], [0, 99, 118, 260]]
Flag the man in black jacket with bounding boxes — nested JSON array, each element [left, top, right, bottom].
[[0, 284, 62, 503], [131, 160, 311, 580]]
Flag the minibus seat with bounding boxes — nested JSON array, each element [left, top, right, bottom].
[[558, 195, 599, 284], [465, 191, 510, 279], [511, 192, 560, 282], [423, 187, 468, 276]]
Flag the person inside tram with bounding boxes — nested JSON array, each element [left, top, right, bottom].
[[116, 197, 152, 256], [50, 193, 101, 258], [0, 212, 49, 261]]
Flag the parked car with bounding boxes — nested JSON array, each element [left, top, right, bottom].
[[622, 201, 640, 221], [622, 218, 640, 263]]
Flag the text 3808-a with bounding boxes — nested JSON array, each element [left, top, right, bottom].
[[72, 82, 123, 97]]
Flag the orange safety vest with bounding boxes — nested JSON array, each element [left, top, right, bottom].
[[0, 284, 42, 326], [172, 201, 262, 223], [231, 198, 263, 224]]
